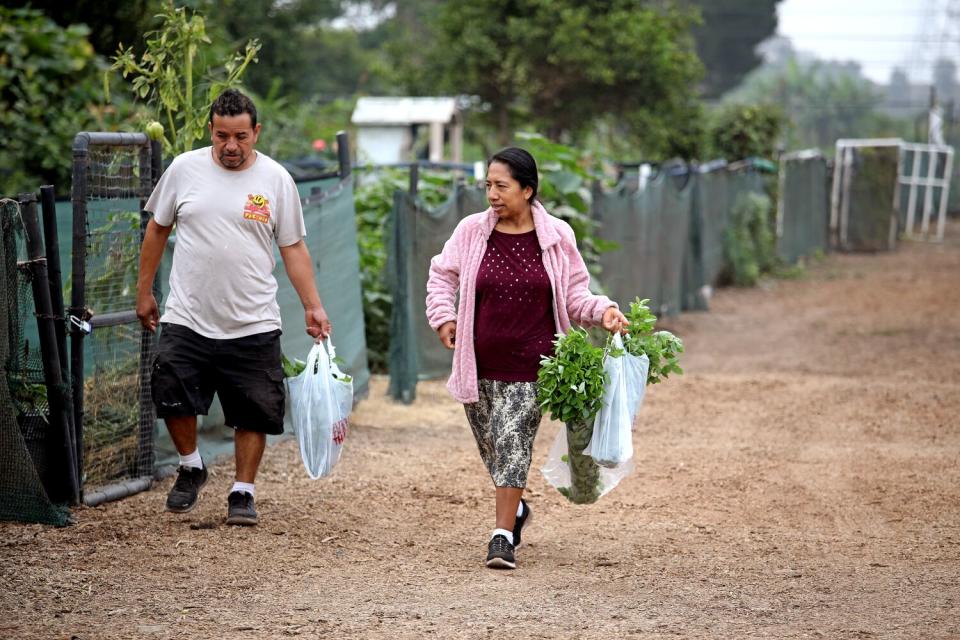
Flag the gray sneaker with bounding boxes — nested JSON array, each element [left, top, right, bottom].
[[226, 491, 258, 526], [165, 464, 208, 513]]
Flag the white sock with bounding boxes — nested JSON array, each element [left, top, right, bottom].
[[516, 501, 525, 518], [492, 528, 514, 545], [179, 449, 203, 470], [231, 481, 255, 497]]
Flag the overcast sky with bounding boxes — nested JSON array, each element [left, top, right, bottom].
[[776, 0, 958, 84]]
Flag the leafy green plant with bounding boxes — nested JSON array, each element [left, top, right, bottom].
[[255, 85, 354, 163], [536, 328, 609, 425], [0, 7, 103, 195], [281, 353, 306, 378], [708, 103, 784, 161], [108, 0, 261, 156], [622, 298, 684, 384], [9, 377, 48, 419], [538, 301, 684, 504], [722, 192, 776, 287]]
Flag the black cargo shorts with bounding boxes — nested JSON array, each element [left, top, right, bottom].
[[151, 323, 286, 435]]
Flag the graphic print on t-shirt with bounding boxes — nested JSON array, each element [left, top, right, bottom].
[[243, 193, 272, 224]]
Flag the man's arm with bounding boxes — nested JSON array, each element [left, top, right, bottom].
[[279, 239, 331, 340], [136, 218, 173, 333]]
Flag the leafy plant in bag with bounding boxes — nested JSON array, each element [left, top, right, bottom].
[[622, 298, 684, 384], [536, 328, 609, 424], [537, 328, 612, 504], [282, 350, 352, 382], [281, 353, 306, 378]]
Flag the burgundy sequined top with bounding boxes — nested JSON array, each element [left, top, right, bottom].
[[473, 228, 556, 382]]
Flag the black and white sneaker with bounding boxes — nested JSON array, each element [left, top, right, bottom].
[[485, 534, 516, 569], [226, 491, 258, 526], [165, 464, 208, 513], [513, 499, 532, 549]]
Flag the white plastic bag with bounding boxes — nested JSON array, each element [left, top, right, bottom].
[[285, 338, 353, 479], [586, 333, 649, 467]]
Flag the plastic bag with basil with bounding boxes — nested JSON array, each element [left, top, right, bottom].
[[538, 299, 683, 504], [586, 332, 649, 467]]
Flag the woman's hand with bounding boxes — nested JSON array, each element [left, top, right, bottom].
[[438, 321, 457, 350], [602, 306, 628, 334]]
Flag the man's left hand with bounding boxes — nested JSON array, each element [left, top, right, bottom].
[[305, 305, 331, 340]]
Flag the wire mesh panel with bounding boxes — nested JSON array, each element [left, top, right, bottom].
[[0, 198, 71, 525], [71, 133, 160, 501]]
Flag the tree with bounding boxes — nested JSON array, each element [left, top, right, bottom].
[[0, 7, 102, 195], [708, 103, 784, 160], [0, 0, 156, 59], [109, 1, 261, 156], [685, 0, 782, 98], [200, 0, 392, 100], [727, 57, 910, 151], [412, 0, 703, 156]]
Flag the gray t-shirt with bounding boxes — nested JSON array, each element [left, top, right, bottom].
[[145, 147, 305, 339]]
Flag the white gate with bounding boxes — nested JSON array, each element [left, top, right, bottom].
[[898, 142, 954, 242]]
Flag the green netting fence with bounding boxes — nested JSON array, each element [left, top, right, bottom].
[[594, 162, 695, 317], [596, 160, 775, 316], [387, 183, 487, 403], [777, 150, 830, 264], [0, 196, 73, 525], [65, 132, 161, 507]]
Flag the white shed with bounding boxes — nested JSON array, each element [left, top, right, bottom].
[[351, 97, 463, 164]]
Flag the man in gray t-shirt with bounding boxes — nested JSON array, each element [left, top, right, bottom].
[[136, 89, 330, 526]]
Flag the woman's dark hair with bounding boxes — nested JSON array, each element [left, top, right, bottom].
[[209, 88, 258, 127], [488, 147, 538, 203]]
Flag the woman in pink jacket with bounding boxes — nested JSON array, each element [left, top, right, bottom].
[[426, 147, 626, 569]]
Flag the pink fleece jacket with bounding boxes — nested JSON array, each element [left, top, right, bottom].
[[426, 201, 617, 404]]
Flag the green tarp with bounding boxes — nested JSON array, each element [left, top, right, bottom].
[[594, 164, 695, 317], [778, 151, 829, 264], [387, 184, 487, 403]]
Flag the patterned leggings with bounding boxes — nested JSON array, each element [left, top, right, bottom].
[[464, 379, 543, 488]]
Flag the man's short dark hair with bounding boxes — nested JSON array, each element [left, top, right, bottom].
[[209, 88, 258, 127]]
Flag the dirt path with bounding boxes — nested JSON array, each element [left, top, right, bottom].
[[3, 226, 959, 639]]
